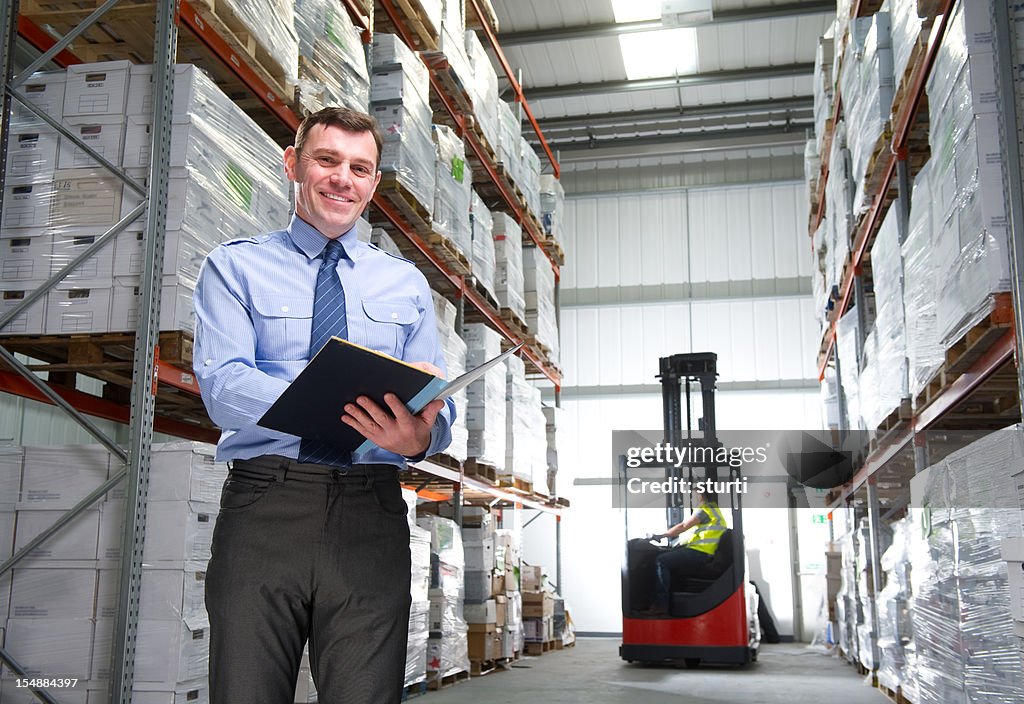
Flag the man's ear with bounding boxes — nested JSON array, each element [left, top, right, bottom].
[[283, 145, 298, 182]]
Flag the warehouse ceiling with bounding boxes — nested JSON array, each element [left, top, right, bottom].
[[490, 0, 833, 168]]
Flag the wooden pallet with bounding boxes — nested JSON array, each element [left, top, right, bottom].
[[498, 475, 532, 495], [21, 0, 295, 104], [876, 681, 913, 704], [498, 307, 528, 339], [426, 669, 469, 691], [0, 330, 213, 427], [373, 0, 439, 51], [524, 640, 555, 656], [891, 24, 932, 125], [423, 52, 475, 117], [944, 293, 1014, 375], [375, 174, 435, 236], [469, 276, 500, 312], [539, 237, 565, 266], [870, 398, 912, 450], [469, 659, 497, 677], [426, 232, 472, 277], [858, 121, 895, 209], [401, 680, 428, 701], [465, 0, 499, 33], [465, 114, 498, 165], [464, 457, 498, 485], [430, 451, 463, 473]]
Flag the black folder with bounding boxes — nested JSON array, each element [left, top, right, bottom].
[[258, 337, 521, 453]]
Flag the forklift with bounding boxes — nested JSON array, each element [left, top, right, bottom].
[[619, 352, 760, 666]]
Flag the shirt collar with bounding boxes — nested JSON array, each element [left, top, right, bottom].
[[287, 213, 359, 261]]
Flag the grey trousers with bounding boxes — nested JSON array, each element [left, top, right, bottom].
[[205, 456, 412, 704]]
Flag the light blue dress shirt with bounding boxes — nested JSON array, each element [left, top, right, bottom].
[[193, 214, 455, 467]]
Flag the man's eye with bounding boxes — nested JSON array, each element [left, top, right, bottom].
[[317, 156, 336, 166], [353, 166, 371, 176]]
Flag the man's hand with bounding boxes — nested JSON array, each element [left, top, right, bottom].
[[342, 394, 444, 457], [409, 361, 444, 378]]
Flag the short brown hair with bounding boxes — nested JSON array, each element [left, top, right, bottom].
[[294, 107, 384, 169]]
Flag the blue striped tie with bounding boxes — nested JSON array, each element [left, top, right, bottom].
[[298, 239, 352, 467]]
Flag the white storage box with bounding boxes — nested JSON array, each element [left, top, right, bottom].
[[109, 277, 195, 334], [44, 286, 112, 334], [1, 231, 54, 287], [0, 287, 46, 334], [10, 71, 66, 127], [2, 182, 53, 229], [51, 168, 127, 229], [14, 508, 100, 561], [50, 228, 116, 286], [63, 61, 132, 117], [3, 618, 93, 679], [98, 500, 216, 563], [9, 566, 98, 619], [57, 114, 125, 169], [96, 562, 208, 623], [19, 445, 111, 510], [92, 618, 209, 683], [5, 126, 60, 182]]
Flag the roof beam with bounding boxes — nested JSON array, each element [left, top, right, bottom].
[[550, 123, 810, 162], [499, 1, 835, 46], [536, 96, 814, 132], [522, 63, 814, 101]]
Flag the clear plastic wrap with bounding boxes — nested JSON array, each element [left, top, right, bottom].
[[417, 515, 469, 679], [814, 28, 836, 158], [909, 426, 1024, 704], [844, 13, 895, 216], [861, 205, 908, 430], [539, 175, 565, 244], [523, 246, 559, 361], [805, 137, 821, 211], [464, 324, 507, 470], [464, 30, 500, 150], [835, 306, 864, 431], [295, 0, 370, 113], [470, 191, 496, 299], [902, 160, 943, 399], [891, 0, 926, 95], [437, 325, 468, 463], [504, 369, 543, 486], [2, 62, 291, 337], [824, 120, 852, 297], [492, 213, 525, 321], [431, 124, 473, 259], [876, 516, 914, 693], [217, 0, 298, 86], [370, 35, 436, 216], [407, 524, 432, 687]]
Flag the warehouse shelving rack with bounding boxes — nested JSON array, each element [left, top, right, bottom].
[[0, 1, 566, 701], [811, 0, 1024, 684]]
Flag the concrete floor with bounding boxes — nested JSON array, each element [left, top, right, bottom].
[[422, 638, 888, 704]]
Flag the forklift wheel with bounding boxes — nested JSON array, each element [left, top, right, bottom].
[[684, 658, 701, 668]]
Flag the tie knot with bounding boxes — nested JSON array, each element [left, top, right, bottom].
[[323, 239, 343, 264]]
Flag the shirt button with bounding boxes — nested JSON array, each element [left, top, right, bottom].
[[391, 312, 398, 319], [204, 359, 212, 366], [281, 305, 289, 313]]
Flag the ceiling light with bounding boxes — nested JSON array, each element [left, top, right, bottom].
[[619, 28, 699, 80], [661, 0, 714, 27], [611, 0, 662, 23]]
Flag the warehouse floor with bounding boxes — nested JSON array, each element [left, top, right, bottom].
[[422, 638, 886, 703]]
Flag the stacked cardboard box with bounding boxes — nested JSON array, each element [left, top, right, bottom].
[[0, 61, 291, 337], [370, 35, 436, 216], [1, 443, 225, 702], [462, 509, 503, 663], [494, 529, 523, 658], [924, 0, 1010, 349], [436, 0, 473, 96], [876, 516, 916, 700], [523, 245, 559, 362], [430, 290, 468, 462], [841, 13, 894, 217], [910, 425, 1024, 703], [470, 191, 497, 301], [295, 0, 370, 113], [432, 124, 473, 261], [463, 30, 501, 151], [492, 214, 525, 322], [417, 514, 469, 681], [406, 496, 432, 689], [504, 354, 544, 488], [464, 323, 506, 470], [813, 29, 836, 159]]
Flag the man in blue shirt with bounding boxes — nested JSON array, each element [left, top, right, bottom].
[[194, 107, 454, 703]]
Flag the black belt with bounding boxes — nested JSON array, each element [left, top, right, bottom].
[[230, 455, 399, 483]]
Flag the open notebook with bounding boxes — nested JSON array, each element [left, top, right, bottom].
[[258, 337, 523, 454]]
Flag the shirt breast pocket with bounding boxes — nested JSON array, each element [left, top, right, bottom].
[[251, 295, 313, 361], [362, 299, 419, 358]]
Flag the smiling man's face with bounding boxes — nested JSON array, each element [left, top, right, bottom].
[[284, 123, 381, 238]]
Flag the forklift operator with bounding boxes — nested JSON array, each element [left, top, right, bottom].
[[649, 491, 727, 611]]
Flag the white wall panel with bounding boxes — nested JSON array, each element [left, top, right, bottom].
[[726, 190, 754, 282], [597, 307, 621, 384], [616, 196, 643, 287], [752, 300, 783, 381]]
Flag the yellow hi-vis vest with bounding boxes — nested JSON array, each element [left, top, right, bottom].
[[684, 502, 727, 555]]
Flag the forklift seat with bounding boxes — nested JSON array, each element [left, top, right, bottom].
[[669, 529, 743, 618]]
